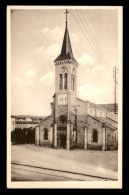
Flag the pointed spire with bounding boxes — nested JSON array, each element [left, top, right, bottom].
[[60, 25, 73, 58], [54, 10, 78, 64]]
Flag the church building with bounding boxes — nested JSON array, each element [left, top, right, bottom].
[[35, 11, 118, 151]]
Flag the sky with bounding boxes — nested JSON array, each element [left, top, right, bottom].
[[11, 8, 118, 116]]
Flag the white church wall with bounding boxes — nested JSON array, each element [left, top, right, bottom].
[[57, 94, 67, 105], [88, 108, 95, 117], [96, 109, 106, 118], [76, 99, 88, 116]]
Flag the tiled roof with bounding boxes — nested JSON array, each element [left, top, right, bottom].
[[96, 116, 117, 127], [89, 102, 107, 111], [107, 112, 118, 122], [76, 97, 88, 103], [98, 103, 118, 112], [77, 97, 107, 111], [11, 115, 46, 119], [87, 115, 117, 129]]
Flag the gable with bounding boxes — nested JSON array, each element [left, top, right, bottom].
[[39, 115, 52, 125]]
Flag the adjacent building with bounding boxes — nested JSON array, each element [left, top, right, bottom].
[[11, 115, 46, 144]]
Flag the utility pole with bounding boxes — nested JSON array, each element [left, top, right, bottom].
[[113, 66, 118, 114]]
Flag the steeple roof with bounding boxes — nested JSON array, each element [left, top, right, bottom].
[[54, 24, 78, 64]]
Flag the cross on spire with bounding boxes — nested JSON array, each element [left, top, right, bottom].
[[64, 9, 69, 27]]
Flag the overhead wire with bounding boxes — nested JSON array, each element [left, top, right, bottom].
[[78, 9, 110, 67], [70, 10, 105, 66], [75, 9, 109, 67], [84, 9, 113, 67]]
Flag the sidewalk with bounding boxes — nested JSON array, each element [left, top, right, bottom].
[[11, 145, 118, 180]]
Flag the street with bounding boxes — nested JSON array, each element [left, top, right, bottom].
[[12, 163, 110, 181], [11, 144, 118, 181]]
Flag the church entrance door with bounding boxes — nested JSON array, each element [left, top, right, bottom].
[[60, 134, 66, 149], [57, 126, 67, 149]]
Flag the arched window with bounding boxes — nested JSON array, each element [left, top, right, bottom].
[[64, 73, 67, 89], [59, 74, 63, 90], [44, 128, 48, 140], [93, 129, 98, 142], [59, 115, 67, 124]]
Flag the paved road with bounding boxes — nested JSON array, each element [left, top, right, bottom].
[[11, 145, 118, 180], [11, 163, 110, 181]]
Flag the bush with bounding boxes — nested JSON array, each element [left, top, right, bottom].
[[11, 128, 35, 144], [72, 144, 84, 149], [87, 144, 102, 150]]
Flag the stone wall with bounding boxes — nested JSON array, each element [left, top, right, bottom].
[[73, 99, 88, 148], [76, 115, 86, 148], [39, 116, 52, 146], [86, 115, 118, 150], [106, 126, 118, 150], [70, 113, 76, 129], [86, 115, 102, 150]]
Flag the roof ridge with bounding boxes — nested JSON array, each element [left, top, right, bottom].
[[89, 102, 107, 110], [88, 115, 117, 129], [76, 97, 88, 103], [77, 98, 107, 110], [39, 115, 51, 123], [87, 115, 103, 123], [107, 117, 118, 123]]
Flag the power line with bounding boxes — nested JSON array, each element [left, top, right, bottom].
[[84, 10, 114, 68], [79, 9, 110, 67], [76, 10, 108, 66], [70, 10, 95, 54], [70, 10, 105, 66]]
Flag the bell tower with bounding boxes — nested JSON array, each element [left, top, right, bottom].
[[54, 9, 78, 122], [53, 9, 78, 149]]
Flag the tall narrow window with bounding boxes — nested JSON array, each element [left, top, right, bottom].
[[71, 74, 73, 90], [59, 74, 63, 90], [64, 73, 67, 89], [93, 129, 98, 142], [44, 129, 48, 140], [73, 76, 75, 91], [115, 132, 116, 143], [71, 74, 75, 90]]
